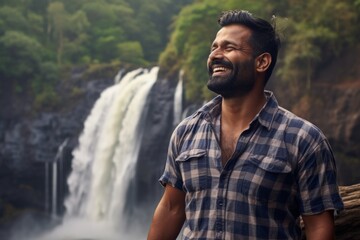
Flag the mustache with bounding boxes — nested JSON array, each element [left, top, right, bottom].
[[209, 59, 233, 69]]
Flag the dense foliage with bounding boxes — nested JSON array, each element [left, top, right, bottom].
[[0, 0, 359, 109], [160, 0, 360, 102], [0, 0, 192, 111]]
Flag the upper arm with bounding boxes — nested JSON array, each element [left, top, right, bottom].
[[302, 210, 335, 240], [147, 185, 186, 240], [160, 184, 186, 213]]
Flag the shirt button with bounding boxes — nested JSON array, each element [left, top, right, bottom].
[[216, 231, 223, 239]]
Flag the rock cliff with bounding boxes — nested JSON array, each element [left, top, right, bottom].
[[271, 47, 360, 185], [0, 66, 115, 237]]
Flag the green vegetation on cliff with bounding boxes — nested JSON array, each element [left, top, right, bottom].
[[1, 0, 359, 110], [0, 0, 192, 113], [160, 0, 360, 102]]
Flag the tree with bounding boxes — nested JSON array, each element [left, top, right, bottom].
[[117, 41, 147, 65], [0, 6, 28, 34], [63, 10, 90, 63], [0, 30, 42, 83], [276, 0, 358, 93], [47, 1, 67, 65], [79, 1, 132, 62], [0, 30, 43, 117]]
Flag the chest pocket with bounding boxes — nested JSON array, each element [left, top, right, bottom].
[[241, 155, 293, 203], [175, 149, 210, 192]]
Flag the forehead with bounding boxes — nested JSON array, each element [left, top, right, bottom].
[[213, 24, 252, 45]]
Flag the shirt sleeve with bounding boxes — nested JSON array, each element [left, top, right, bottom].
[[159, 126, 184, 191], [296, 138, 344, 215]]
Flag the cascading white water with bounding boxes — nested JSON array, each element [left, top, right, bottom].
[[51, 138, 68, 218], [36, 67, 159, 240], [45, 162, 49, 214], [52, 160, 57, 218], [173, 70, 183, 126]]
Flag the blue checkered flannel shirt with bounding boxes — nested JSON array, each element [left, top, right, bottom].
[[159, 91, 343, 240]]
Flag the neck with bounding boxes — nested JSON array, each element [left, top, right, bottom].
[[221, 89, 266, 132]]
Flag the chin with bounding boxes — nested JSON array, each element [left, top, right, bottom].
[[207, 75, 232, 94], [207, 83, 232, 96]]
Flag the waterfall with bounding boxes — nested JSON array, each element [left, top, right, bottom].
[[45, 162, 49, 214], [52, 139, 68, 217], [36, 67, 159, 240], [173, 70, 183, 126], [44, 138, 68, 218], [52, 161, 57, 218]]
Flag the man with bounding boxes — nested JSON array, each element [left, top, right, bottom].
[[148, 10, 343, 240]]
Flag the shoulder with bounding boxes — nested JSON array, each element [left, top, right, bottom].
[[275, 106, 331, 160], [172, 109, 206, 145], [278, 106, 326, 141], [174, 96, 221, 137], [261, 92, 325, 142], [170, 97, 221, 153]]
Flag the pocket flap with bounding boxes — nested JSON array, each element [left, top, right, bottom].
[[248, 155, 291, 173], [176, 149, 207, 162]]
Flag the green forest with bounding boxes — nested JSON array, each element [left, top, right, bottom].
[[0, 0, 359, 108], [0, 0, 192, 111], [161, 0, 360, 101]]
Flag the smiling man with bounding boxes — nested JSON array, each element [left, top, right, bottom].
[[148, 10, 343, 240]]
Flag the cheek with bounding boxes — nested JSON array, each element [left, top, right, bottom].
[[206, 59, 212, 70]]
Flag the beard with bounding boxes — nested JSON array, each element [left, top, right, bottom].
[[207, 59, 255, 97]]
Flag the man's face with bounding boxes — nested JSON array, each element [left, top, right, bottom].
[[207, 25, 256, 97]]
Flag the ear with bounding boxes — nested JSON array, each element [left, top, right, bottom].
[[255, 53, 272, 73]]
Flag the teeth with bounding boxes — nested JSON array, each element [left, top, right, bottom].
[[213, 67, 228, 73]]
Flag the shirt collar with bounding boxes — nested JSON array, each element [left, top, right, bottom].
[[257, 90, 279, 130], [197, 95, 222, 124], [198, 90, 279, 131]]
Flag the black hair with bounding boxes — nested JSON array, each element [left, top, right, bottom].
[[218, 10, 281, 83]]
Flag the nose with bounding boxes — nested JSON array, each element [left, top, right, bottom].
[[208, 47, 224, 61]]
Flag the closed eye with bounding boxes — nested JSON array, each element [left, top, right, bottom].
[[210, 45, 218, 53], [225, 46, 237, 51], [210, 46, 239, 53]]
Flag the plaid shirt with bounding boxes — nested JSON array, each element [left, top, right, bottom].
[[160, 91, 343, 240]]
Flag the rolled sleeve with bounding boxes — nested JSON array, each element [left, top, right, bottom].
[[297, 139, 344, 215], [159, 128, 184, 191]]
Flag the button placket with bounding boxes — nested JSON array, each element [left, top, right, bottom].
[[215, 169, 229, 239]]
